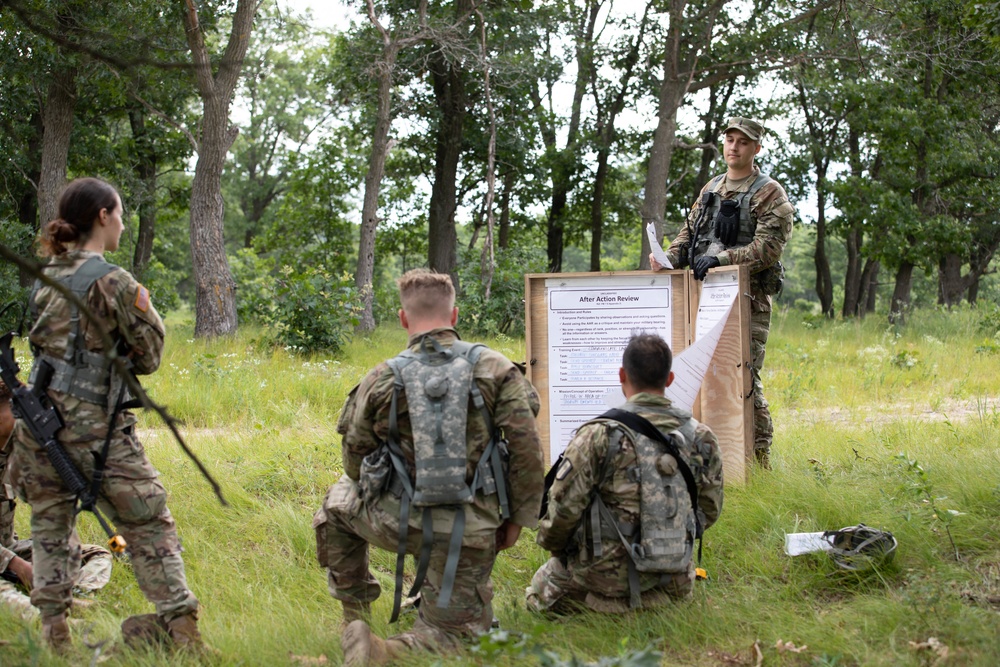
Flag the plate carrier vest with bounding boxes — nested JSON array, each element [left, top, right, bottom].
[[28, 256, 118, 405], [381, 335, 510, 622]]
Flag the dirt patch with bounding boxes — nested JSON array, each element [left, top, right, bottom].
[[787, 396, 1000, 426]]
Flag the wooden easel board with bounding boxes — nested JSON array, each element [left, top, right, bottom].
[[525, 267, 752, 485]]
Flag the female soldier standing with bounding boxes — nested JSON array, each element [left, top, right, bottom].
[[10, 177, 203, 652]]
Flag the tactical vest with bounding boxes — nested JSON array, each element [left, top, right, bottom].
[[27, 256, 118, 405], [691, 172, 773, 257], [580, 406, 700, 608], [690, 172, 784, 295], [379, 335, 510, 622]]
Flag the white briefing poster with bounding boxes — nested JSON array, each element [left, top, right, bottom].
[[664, 269, 739, 411], [545, 276, 671, 461]]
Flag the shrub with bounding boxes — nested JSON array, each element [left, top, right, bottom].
[[265, 265, 361, 354], [457, 245, 547, 337]]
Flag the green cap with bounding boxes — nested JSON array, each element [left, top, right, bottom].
[[723, 116, 764, 142]]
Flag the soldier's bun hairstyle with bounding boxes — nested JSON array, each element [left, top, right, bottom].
[[397, 268, 455, 320], [40, 177, 119, 257], [622, 333, 673, 391]]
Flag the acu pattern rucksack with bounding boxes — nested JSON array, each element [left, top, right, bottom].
[[381, 334, 510, 622], [583, 407, 701, 608]]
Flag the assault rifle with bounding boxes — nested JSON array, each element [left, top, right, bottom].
[[0, 331, 126, 553]]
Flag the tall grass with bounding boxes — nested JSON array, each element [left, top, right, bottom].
[[2, 307, 999, 666]]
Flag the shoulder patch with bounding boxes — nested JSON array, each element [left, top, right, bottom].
[[555, 458, 573, 481], [134, 285, 151, 313]]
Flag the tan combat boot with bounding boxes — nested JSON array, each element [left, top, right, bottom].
[[341, 620, 407, 667], [166, 612, 205, 650], [42, 613, 71, 653], [121, 613, 170, 648]]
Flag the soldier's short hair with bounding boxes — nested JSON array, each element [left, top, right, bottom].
[[0, 379, 10, 402], [622, 333, 673, 391], [397, 268, 455, 320]]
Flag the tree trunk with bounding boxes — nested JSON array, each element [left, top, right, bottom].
[[182, 0, 256, 338], [589, 146, 610, 271], [16, 111, 43, 287], [128, 104, 157, 281], [498, 169, 513, 250], [533, 1, 598, 273], [968, 276, 979, 304], [889, 260, 913, 324], [843, 226, 862, 317], [861, 258, 879, 314], [356, 42, 398, 332], [639, 76, 686, 269], [842, 126, 863, 318], [426, 41, 467, 290], [639, 0, 725, 269], [814, 179, 833, 317], [37, 67, 77, 231]]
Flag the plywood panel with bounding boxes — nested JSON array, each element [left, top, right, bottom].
[[696, 265, 753, 485]]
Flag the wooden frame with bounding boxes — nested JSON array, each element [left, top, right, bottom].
[[525, 267, 752, 484]]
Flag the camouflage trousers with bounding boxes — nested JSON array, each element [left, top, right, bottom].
[[750, 289, 773, 456], [314, 477, 495, 652], [1, 537, 112, 621], [526, 557, 692, 615], [11, 406, 198, 621]]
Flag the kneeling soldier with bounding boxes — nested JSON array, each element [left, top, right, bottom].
[[314, 269, 544, 666], [527, 333, 723, 614]]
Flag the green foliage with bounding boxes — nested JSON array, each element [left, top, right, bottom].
[[457, 244, 547, 337], [0, 218, 32, 319], [251, 262, 361, 354]]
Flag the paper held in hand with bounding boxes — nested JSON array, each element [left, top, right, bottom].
[[646, 222, 673, 269]]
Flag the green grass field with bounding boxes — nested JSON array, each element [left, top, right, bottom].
[[2, 307, 1000, 666]]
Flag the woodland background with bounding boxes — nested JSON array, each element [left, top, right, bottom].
[[1, 0, 999, 349]]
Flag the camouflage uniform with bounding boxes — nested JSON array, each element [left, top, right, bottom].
[[527, 393, 723, 614], [666, 166, 795, 458], [314, 327, 544, 650], [9, 249, 198, 622]]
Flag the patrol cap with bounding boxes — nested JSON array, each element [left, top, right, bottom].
[[723, 116, 764, 142]]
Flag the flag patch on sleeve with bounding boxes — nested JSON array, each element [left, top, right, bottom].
[[134, 285, 151, 312]]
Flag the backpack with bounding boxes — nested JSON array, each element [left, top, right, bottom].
[[583, 407, 701, 608], [379, 334, 510, 622]]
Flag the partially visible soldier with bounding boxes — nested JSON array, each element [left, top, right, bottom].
[[9, 177, 203, 653], [314, 268, 544, 666], [1, 380, 113, 622], [526, 333, 723, 614], [651, 116, 795, 467]]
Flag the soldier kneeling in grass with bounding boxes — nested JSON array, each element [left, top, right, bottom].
[[527, 333, 724, 614], [1, 380, 113, 621]]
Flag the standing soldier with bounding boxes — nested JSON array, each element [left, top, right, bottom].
[[314, 268, 544, 666], [8, 177, 203, 652], [651, 116, 795, 467], [527, 334, 723, 613]]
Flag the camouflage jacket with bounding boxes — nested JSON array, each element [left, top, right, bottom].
[[337, 327, 545, 541], [0, 435, 14, 573], [27, 249, 164, 429], [667, 165, 795, 275], [537, 393, 723, 595]]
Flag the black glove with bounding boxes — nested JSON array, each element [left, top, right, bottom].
[[715, 198, 740, 246], [692, 255, 720, 280]]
